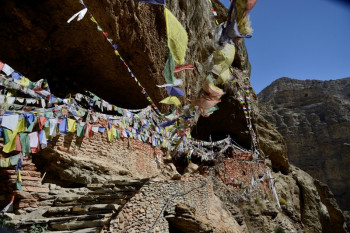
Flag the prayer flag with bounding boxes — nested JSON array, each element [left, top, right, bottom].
[[67, 8, 88, 23], [166, 86, 185, 97], [160, 96, 181, 106], [2, 64, 14, 76], [190, 97, 221, 110], [174, 64, 194, 73], [202, 76, 225, 99], [164, 8, 188, 64], [163, 51, 176, 84], [134, 0, 166, 5]]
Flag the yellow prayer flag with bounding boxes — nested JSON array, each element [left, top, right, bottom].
[[112, 127, 117, 138], [19, 77, 30, 87], [17, 169, 22, 183], [212, 43, 235, 77], [17, 119, 27, 133], [164, 8, 188, 64], [67, 119, 76, 133], [216, 69, 231, 85], [3, 129, 18, 153], [159, 96, 181, 106], [90, 16, 97, 24], [107, 128, 113, 142]]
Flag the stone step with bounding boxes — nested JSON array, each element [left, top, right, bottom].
[[86, 184, 138, 192], [7, 175, 42, 181], [50, 219, 108, 231], [44, 204, 120, 217], [0, 170, 41, 177], [45, 227, 100, 233], [17, 213, 111, 226], [53, 198, 127, 207], [110, 178, 149, 186], [53, 193, 133, 206]]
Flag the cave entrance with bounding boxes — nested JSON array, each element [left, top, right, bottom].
[[166, 216, 205, 233], [190, 95, 252, 151], [164, 203, 212, 233]]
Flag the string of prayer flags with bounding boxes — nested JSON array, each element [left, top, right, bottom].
[[219, 0, 252, 45], [69, 1, 163, 116], [207, 0, 258, 154], [208, 0, 220, 25], [134, 0, 166, 5], [0, 63, 177, 152], [164, 8, 188, 64]]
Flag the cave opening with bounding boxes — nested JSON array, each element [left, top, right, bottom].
[[190, 96, 252, 150]]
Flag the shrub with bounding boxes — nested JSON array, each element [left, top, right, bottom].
[[279, 197, 287, 206], [29, 224, 48, 233], [274, 225, 286, 233]]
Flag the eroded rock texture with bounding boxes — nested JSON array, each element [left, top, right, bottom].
[[0, 0, 347, 232], [258, 77, 350, 211]]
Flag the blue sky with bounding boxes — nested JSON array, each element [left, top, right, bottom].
[[220, 0, 350, 93]]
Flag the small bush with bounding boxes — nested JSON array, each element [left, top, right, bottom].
[[274, 225, 286, 233], [29, 224, 48, 233], [279, 197, 287, 206], [0, 216, 17, 233]]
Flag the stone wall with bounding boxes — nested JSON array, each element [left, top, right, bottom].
[[0, 157, 50, 215], [220, 159, 266, 187], [0, 122, 165, 218], [32, 127, 165, 187], [108, 174, 243, 233]]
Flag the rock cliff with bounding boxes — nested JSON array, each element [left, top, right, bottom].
[[0, 1, 348, 233], [258, 77, 350, 212]]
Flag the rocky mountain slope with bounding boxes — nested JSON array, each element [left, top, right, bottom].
[[258, 77, 350, 212], [0, 1, 348, 232]]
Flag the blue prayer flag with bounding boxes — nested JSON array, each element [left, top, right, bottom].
[[134, 0, 165, 5]]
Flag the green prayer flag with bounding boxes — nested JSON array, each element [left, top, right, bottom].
[[10, 154, 20, 166], [27, 117, 37, 132], [16, 180, 23, 191], [3, 128, 10, 144], [77, 122, 85, 137], [19, 133, 31, 155], [163, 50, 176, 84]]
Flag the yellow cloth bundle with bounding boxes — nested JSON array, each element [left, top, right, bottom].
[[160, 96, 181, 106], [164, 8, 188, 64], [212, 43, 236, 76]]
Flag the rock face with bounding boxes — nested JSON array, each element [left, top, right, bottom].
[[258, 77, 350, 211], [0, 1, 347, 233], [0, 0, 219, 110]]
